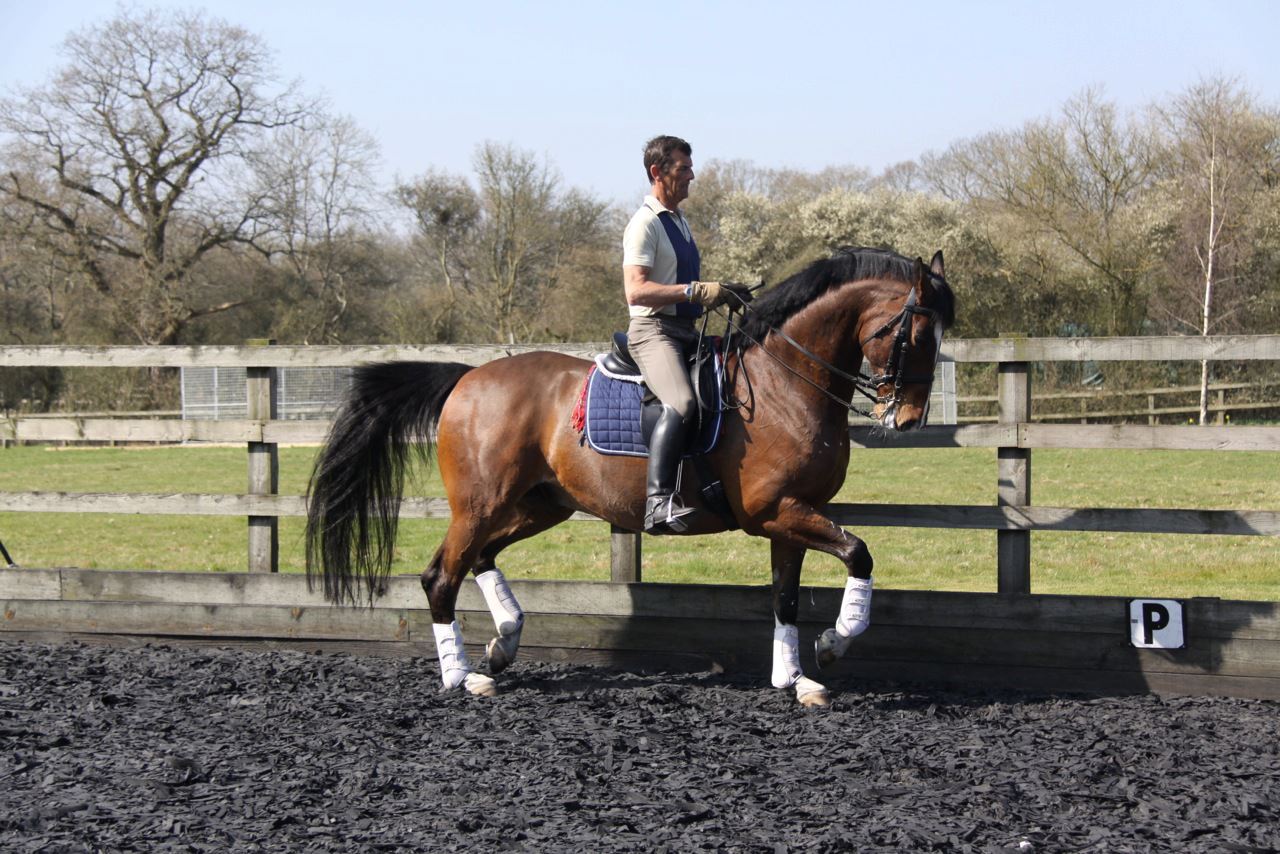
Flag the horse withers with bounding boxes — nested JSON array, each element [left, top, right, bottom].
[[305, 247, 955, 706]]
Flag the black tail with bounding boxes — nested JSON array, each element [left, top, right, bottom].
[[305, 361, 473, 605]]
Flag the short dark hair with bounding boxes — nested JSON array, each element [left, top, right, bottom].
[[643, 135, 692, 182]]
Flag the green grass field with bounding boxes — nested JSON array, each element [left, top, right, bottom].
[[0, 444, 1276, 601]]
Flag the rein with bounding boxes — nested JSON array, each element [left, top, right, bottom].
[[707, 284, 941, 419]]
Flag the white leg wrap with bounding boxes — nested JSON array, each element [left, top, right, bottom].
[[474, 568, 524, 637], [772, 621, 803, 689], [432, 620, 473, 691], [836, 575, 873, 639], [774, 621, 830, 705]]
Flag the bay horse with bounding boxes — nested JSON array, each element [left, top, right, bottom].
[[305, 247, 955, 706]]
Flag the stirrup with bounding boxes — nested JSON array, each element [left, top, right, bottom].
[[644, 494, 696, 534]]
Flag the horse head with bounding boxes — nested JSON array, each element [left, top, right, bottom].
[[857, 251, 951, 431]]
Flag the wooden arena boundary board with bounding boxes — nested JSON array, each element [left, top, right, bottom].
[[2, 568, 1277, 701]]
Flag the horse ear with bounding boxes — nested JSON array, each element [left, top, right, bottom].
[[930, 250, 945, 278], [912, 257, 932, 301]]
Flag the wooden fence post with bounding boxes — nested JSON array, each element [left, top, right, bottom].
[[610, 525, 642, 583], [246, 340, 279, 573], [997, 354, 1032, 594]]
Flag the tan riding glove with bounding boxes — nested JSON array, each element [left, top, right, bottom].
[[687, 281, 727, 308]]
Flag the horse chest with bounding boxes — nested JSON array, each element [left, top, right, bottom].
[[743, 418, 849, 502]]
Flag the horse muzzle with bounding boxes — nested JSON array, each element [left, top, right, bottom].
[[876, 400, 927, 431]]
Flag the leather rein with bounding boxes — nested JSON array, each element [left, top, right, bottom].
[[705, 284, 943, 419]]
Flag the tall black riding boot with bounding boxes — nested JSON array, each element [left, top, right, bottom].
[[644, 405, 697, 534]]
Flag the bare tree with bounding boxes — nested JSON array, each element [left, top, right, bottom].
[[473, 142, 561, 344], [396, 143, 610, 344], [394, 169, 481, 340], [248, 114, 384, 343], [1156, 78, 1278, 423], [922, 89, 1162, 336], [0, 8, 312, 344]]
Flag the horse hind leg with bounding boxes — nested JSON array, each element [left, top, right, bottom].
[[472, 497, 574, 674], [474, 565, 524, 675], [421, 523, 497, 698]]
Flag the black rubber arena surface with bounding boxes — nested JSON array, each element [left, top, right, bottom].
[[1, 639, 1277, 853]]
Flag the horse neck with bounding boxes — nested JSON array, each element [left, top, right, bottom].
[[740, 278, 883, 409]]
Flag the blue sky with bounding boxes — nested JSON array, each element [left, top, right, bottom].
[[3, 1, 1277, 205]]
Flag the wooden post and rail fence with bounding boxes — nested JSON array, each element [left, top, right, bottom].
[[1, 335, 1278, 698]]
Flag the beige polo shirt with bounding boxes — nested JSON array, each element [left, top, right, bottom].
[[622, 195, 694, 317]]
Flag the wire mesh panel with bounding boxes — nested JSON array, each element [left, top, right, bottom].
[[180, 367, 246, 420], [275, 368, 354, 420], [181, 367, 353, 421]]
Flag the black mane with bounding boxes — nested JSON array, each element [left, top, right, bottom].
[[739, 247, 955, 344]]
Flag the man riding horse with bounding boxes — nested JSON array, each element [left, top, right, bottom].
[[621, 135, 752, 534], [305, 134, 956, 704]]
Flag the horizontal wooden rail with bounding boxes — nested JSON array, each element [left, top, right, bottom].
[[0, 343, 601, 369], [1016, 424, 1280, 451], [951, 335, 1280, 362], [2, 418, 268, 443], [17, 409, 184, 419], [959, 382, 1260, 404], [957, 401, 1280, 424], [0, 492, 586, 521], [829, 504, 1280, 536], [0, 417, 331, 444], [8, 417, 1278, 452], [3, 491, 1275, 537], [3, 335, 1280, 368], [1027, 401, 1280, 421]]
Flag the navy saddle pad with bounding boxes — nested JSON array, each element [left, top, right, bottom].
[[580, 353, 724, 458]]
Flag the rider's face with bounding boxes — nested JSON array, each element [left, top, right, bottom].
[[655, 153, 694, 208]]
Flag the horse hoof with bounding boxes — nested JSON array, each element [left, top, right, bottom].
[[485, 633, 520, 675], [463, 672, 497, 698], [814, 628, 849, 670], [795, 676, 830, 707]]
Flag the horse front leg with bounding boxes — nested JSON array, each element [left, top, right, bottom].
[[814, 575, 873, 670], [770, 542, 831, 708], [764, 499, 875, 675]]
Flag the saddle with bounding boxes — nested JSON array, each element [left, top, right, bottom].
[[597, 333, 722, 447], [571, 332, 734, 522]]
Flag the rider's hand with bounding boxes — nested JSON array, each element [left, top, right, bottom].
[[723, 282, 755, 304], [687, 280, 727, 308]]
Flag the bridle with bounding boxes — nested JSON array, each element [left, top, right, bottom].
[[856, 285, 943, 410], [710, 282, 944, 421]]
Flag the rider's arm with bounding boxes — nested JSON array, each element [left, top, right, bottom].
[[623, 265, 691, 308]]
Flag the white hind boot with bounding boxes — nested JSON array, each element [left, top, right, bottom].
[[475, 568, 525, 673], [432, 620, 496, 697]]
